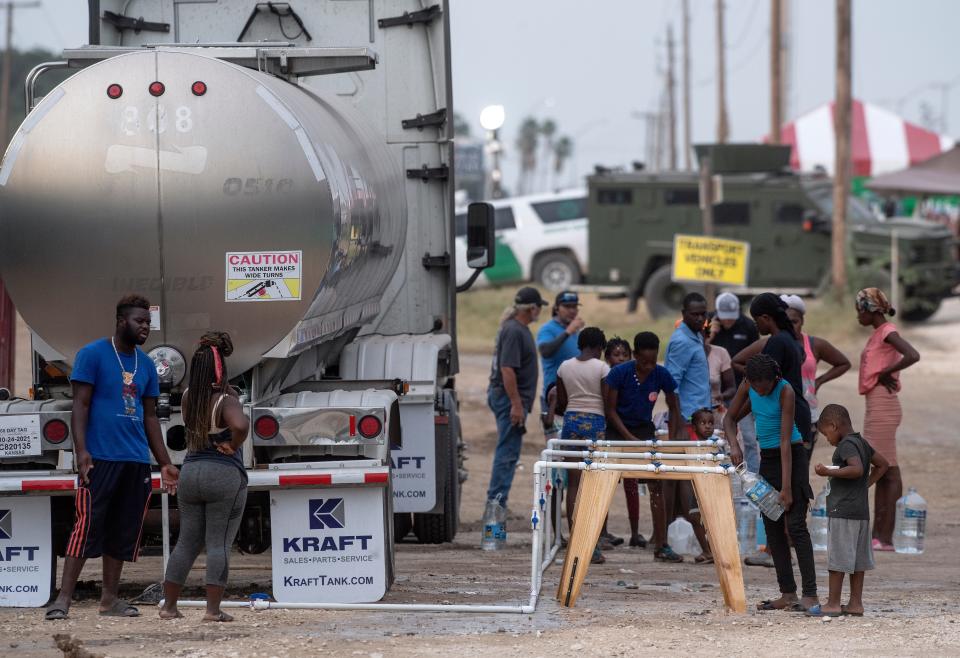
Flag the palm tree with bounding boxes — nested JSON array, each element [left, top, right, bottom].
[[515, 117, 540, 195], [538, 119, 557, 192], [552, 135, 573, 188]]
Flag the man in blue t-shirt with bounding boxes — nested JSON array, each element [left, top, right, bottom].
[[46, 295, 179, 621], [537, 290, 584, 405], [603, 331, 684, 562], [665, 292, 711, 427]]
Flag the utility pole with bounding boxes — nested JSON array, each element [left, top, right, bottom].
[[715, 0, 729, 143], [682, 0, 692, 169], [770, 0, 782, 144], [832, 0, 851, 295], [700, 155, 716, 305], [0, 1, 40, 152], [667, 24, 677, 170]]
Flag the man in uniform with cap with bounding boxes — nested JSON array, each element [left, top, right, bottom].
[[485, 286, 548, 511]]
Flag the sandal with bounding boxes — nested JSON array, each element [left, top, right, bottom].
[[654, 545, 684, 563], [629, 534, 648, 548], [601, 531, 624, 546], [871, 538, 895, 552], [756, 599, 803, 611], [99, 599, 140, 617], [694, 553, 714, 564], [44, 607, 68, 621]]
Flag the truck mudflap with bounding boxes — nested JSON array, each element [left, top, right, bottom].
[[0, 463, 390, 495]]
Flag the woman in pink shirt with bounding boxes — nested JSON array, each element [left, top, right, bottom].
[[856, 288, 920, 550]]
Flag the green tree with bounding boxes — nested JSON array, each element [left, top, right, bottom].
[[453, 111, 472, 138], [3, 47, 68, 146], [515, 116, 540, 195]]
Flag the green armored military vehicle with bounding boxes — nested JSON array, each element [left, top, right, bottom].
[[587, 144, 957, 321]]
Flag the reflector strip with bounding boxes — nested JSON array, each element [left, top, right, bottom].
[[434, 415, 449, 425], [279, 474, 333, 487], [349, 415, 357, 436], [22, 479, 75, 491], [364, 472, 389, 484]]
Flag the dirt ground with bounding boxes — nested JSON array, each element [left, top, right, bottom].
[[4, 301, 960, 657]]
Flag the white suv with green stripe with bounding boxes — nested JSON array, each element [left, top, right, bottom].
[[454, 189, 588, 291]]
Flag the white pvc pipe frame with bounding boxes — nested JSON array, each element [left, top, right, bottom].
[[169, 438, 732, 614]]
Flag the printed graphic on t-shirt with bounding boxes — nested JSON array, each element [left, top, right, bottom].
[[121, 381, 138, 417]]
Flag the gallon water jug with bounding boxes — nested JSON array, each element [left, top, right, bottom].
[[735, 463, 785, 521], [809, 487, 828, 551], [893, 487, 926, 554]]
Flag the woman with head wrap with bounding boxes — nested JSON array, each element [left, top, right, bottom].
[[855, 288, 919, 551]]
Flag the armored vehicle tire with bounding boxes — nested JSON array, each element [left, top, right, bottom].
[[643, 263, 702, 319], [394, 513, 413, 543], [900, 297, 942, 323], [534, 251, 580, 292], [413, 428, 461, 544]]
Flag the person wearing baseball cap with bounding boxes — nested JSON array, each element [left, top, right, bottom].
[[537, 290, 584, 406], [483, 286, 547, 531]]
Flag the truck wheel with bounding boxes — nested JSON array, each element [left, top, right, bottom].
[[643, 263, 696, 319], [393, 513, 413, 543], [412, 425, 461, 544], [534, 252, 580, 292], [900, 297, 942, 322]]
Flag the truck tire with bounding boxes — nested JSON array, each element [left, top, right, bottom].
[[412, 424, 461, 544], [900, 297, 942, 322], [643, 263, 699, 319], [533, 252, 580, 292], [393, 513, 413, 543]]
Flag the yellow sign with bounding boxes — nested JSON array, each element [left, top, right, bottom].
[[672, 235, 750, 286]]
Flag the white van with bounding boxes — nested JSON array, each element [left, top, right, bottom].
[[454, 189, 588, 291]]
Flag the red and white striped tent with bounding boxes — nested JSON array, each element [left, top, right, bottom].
[[777, 99, 955, 177]]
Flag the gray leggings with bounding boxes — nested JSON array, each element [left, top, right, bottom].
[[165, 460, 247, 588]]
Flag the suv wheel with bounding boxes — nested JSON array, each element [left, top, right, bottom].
[[534, 252, 580, 291], [643, 263, 700, 319], [900, 297, 941, 322]]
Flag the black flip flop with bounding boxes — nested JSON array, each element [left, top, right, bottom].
[[99, 599, 139, 617], [44, 607, 68, 621]]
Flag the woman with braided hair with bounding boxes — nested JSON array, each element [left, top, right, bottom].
[[855, 288, 919, 550], [160, 331, 250, 622], [725, 353, 819, 612]]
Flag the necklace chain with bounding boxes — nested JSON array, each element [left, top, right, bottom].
[[111, 337, 138, 381]]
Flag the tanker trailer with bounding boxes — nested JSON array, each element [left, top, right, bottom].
[[0, 0, 493, 607]]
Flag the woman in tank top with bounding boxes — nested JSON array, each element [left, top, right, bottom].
[[160, 332, 250, 622]]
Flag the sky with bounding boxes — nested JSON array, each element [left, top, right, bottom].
[[13, 0, 960, 193]]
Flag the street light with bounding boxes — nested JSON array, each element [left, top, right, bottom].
[[480, 104, 506, 199]]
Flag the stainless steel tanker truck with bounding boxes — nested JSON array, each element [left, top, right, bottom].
[[0, 0, 490, 606]]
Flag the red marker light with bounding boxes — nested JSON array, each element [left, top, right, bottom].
[[358, 415, 383, 439], [254, 415, 279, 440], [149, 81, 165, 97], [43, 419, 69, 444], [191, 80, 207, 96], [106, 83, 123, 99]]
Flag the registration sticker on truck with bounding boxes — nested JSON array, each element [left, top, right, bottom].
[[0, 416, 41, 458], [225, 251, 302, 302]]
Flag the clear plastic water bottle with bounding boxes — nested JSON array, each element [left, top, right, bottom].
[[735, 463, 784, 521], [893, 487, 926, 554], [481, 494, 507, 551], [734, 497, 758, 555], [809, 487, 829, 551]]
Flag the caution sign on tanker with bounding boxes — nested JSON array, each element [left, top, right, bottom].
[[671, 235, 750, 286], [225, 251, 302, 302]]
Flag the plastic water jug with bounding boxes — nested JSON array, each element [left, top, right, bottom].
[[735, 463, 784, 521], [734, 497, 759, 555], [481, 494, 507, 551], [809, 487, 828, 551], [893, 487, 926, 554], [667, 517, 700, 556]]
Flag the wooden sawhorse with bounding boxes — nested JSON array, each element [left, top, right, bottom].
[[556, 445, 746, 612]]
